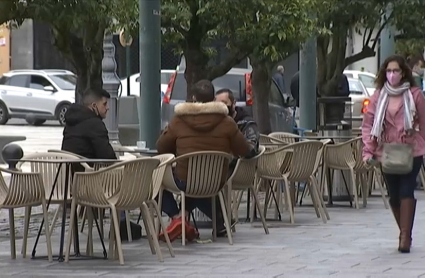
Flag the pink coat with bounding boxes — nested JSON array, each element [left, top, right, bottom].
[[362, 86, 425, 160]]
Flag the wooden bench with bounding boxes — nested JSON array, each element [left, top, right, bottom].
[[0, 135, 26, 164]]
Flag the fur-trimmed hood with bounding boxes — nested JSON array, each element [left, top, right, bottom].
[[174, 102, 229, 132]]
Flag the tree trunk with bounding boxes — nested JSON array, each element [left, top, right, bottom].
[[51, 24, 106, 104], [250, 58, 272, 134], [183, 47, 209, 101]]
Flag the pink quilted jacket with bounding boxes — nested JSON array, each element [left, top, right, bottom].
[[362, 86, 425, 160]]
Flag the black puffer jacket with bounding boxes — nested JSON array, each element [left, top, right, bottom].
[[61, 104, 116, 159], [234, 106, 259, 158]]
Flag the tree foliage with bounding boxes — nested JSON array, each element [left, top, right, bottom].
[[317, 0, 424, 97], [0, 0, 137, 101]]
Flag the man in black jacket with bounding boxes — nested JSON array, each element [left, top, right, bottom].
[[61, 88, 116, 159], [215, 88, 260, 167], [61, 88, 141, 241]]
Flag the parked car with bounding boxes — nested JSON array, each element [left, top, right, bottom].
[[161, 68, 294, 132], [119, 69, 175, 101], [346, 77, 371, 129], [0, 69, 76, 126], [344, 70, 376, 95]]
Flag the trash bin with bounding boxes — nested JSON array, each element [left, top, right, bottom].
[[317, 97, 354, 204]]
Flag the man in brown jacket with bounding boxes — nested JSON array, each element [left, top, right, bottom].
[[157, 80, 250, 242]]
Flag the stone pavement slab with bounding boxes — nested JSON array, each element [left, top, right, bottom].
[[0, 196, 424, 277]]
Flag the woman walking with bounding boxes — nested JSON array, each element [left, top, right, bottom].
[[362, 54, 425, 253]]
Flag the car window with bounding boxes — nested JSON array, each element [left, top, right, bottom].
[[161, 72, 173, 84], [269, 81, 284, 106], [171, 72, 246, 101], [348, 80, 364, 95], [30, 75, 54, 90], [0, 76, 9, 85], [212, 74, 245, 101], [49, 74, 76, 90], [358, 74, 375, 88], [8, 75, 29, 88]]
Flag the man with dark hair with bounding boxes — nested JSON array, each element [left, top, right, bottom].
[[61, 88, 142, 241], [62, 88, 116, 159], [157, 79, 250, 242], [215, 88, 259, 165]]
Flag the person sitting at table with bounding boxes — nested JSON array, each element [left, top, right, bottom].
[[61, 88, 142, 241], [156, 80, 251, 242], [214, 88, 259, 174]]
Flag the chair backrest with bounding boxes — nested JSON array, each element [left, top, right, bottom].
[[17, 152, 83, 200], [170, 151, 232, 197], [325, 138, 357, 169], [285, 141, 324, 181], [47, 149, 86, 159], [269, 132, 299, 143], [257, 144, 292, 178], [151, 154, 175, 199], [228, 145, 265, 187], [259, 134, 286, 145], [114, 158, 160, 208], [0, 170, 45, 207]]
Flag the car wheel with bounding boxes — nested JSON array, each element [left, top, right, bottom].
[[0, 102, 9, 125], [26, 118, 46, 126], [57, 103, 70, 126]]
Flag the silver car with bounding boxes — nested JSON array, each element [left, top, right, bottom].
[[161, 68, 294, 132], [347, 77, 371, 129]]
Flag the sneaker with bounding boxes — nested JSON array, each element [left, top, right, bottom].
[[216, 220, 237, 238], [159, 217, 182, 242]]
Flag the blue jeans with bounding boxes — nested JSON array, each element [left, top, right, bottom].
[[383, 156, 423, 207], [160, 175, 224, 228]]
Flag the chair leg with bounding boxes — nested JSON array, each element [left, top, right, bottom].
[[218, 192, 233, 245], [250, 186, 269, 234], [65, 200, 77, 263], [80, 206, 87, 233], [125, 210, 132, 242], [350, 168, 360, 209], [86, 208, 94, 256], [212, 196, 217, 241], [50, 205, 61, 235], [307, 181, 321, 218], [99, 209, 105, 239], [263, 179, 270, 219], [156, 189, 164, 235], [227, 182, 232, 233], [21, 206, 31, 257], [140, 206, 156, 255], [312, 177, 330, 220], [282, 177, 295, 224], [110, 206, 124, 265], [142, 203, 164, 262], [360, 173, 368, 208], [149, 200, 174, 257], [108, 209, 115, 261], [181, 192, 186, 246], [309, 177, 328, 223], [41, 200, 53, 263], [9, 209, 16, 259]]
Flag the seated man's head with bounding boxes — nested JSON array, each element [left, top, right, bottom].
[[83, 88, 110, 119], [215, 88, 236, 117], [191, 80, 215, 103]]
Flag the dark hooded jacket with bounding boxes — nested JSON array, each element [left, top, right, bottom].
[[233, 106, 259, 158], [61, 103, 116, 159], [156, 101, 250, 182]]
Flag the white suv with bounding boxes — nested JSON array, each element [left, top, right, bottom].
[[0, 69, 76, 126]]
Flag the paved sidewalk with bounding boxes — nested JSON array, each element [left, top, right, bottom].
[[1, 194, 425, 278]]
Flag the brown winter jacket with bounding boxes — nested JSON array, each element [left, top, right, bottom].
[[156, 101, 250, 182]]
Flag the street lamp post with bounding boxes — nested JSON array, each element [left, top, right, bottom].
[[138, 0, 161, 149], [102, 31, 121, 145]]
